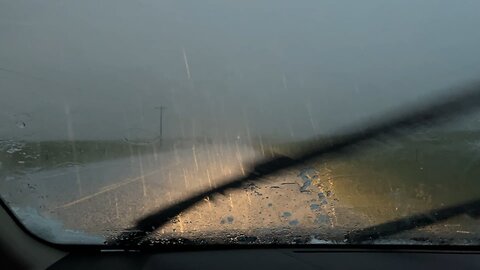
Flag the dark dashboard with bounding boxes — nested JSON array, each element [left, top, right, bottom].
[[48, 249, 480, 270]]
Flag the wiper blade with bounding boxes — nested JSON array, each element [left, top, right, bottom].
[[345, 198, 480, 243], [109, 157, 296, 245], [110, 82, 480, 246]]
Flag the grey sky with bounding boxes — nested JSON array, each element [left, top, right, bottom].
[[2, 0, 480, 141]]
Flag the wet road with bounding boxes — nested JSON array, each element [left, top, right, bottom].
[[2, 142, 256, 206], [1, 142, 267, 237]]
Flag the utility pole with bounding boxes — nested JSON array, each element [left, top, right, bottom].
[[155, 106, 165, 146]]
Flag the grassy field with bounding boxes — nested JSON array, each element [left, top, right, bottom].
[[257, 130, 480, 222], [0, 140, 152, 172], [0, 138, 214, 174]]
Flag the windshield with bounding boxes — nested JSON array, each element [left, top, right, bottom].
[[3, 0, 480, 247]]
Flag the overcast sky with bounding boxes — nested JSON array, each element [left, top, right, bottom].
[[2, 0, 480, 141]]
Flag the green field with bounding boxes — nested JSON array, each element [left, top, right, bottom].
[[262, 131, 480, 222], [0, 138, 214, 175]]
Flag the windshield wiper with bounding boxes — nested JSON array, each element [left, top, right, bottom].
[[110, 82, 480, 246], [345, 198, 480, 243]]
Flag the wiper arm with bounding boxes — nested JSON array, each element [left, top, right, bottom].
[[110, 82, 480, 246]]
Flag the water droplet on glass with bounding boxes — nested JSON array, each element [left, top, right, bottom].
[[16, 121, 26, 128], [289, 219, 299, 226]]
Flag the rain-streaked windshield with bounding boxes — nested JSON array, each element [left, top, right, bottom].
[[2, 0, 480, 246]]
